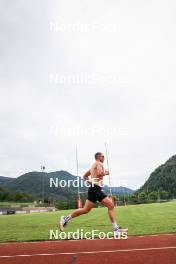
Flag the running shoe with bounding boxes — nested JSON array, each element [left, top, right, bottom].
[[113, 227, 128, 237], [59, 216, 68, 232]]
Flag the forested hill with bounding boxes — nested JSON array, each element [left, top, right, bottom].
[[138, 155, 176, 197], [0, 176, 13, 184]]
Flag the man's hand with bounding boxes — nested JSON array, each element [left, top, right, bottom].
[[83, 170, 91, 181], [105, 170, 109, 175]]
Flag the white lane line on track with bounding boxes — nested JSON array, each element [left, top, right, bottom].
[[0, 246, 176, 258]]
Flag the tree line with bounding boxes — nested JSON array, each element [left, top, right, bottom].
[[114, 189, 170, 205], [0, 187, 34, 202]]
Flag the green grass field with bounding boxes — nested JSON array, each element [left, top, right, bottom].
[[0, 201, 175, 242]]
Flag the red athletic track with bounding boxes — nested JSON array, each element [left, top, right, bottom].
[[0, 234, 175, 264]]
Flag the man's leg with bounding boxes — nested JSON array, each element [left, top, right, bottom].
[[101, 196, 116, 223], [60, 200, 94, 231], [101, 196, 128, 235], [70, 199, 94, 218]]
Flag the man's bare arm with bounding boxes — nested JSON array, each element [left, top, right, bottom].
[[96, 164, 109, 177], [83, 170, 91, 181]]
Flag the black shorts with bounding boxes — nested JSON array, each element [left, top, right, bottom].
[[88, 184, 107, 203]]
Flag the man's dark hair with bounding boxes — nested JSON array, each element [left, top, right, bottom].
[[95, 152, 102, 160]]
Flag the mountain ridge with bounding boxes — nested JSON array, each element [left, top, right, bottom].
[[138, 155, 176, 197]]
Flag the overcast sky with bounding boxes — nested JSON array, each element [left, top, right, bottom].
[[0, 0, 176, 189]]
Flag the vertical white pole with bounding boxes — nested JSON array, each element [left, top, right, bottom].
[[41, 165, 45, 204], [105, 142, 112, 196], [76, 146, 80, 199]]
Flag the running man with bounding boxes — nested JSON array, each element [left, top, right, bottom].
[[59, 152, 127, 235]]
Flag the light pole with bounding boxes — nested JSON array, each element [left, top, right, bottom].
[[157, 189, 160, 202], [41, 166, 45, 204], [105, 142, 112, 196], [76, 147, 80, 200]]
